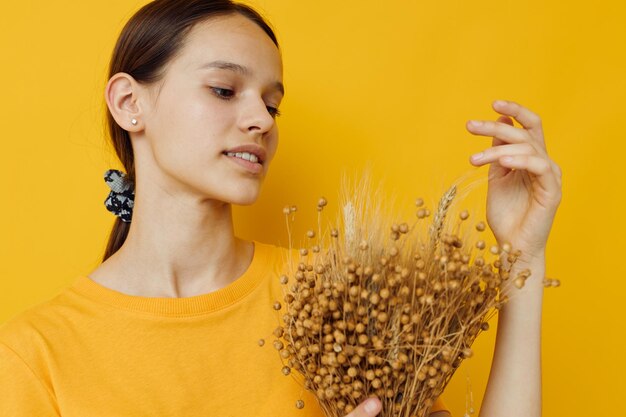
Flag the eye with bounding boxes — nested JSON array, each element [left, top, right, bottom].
[[267, 106, 281, 118], [210, 87, 235, 99], [211, 86, 281, 118]]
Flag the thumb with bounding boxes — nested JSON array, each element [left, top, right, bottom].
[[344, 396, 382, 417]]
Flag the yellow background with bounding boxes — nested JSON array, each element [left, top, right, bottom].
[[1, 0, 624, 416]]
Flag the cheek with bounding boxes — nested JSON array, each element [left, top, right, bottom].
[[149, 92, 232, 174], [163, 91, 232, 145], [186, 94, 236, 144]]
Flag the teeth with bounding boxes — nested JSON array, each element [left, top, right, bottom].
[[225, 151, 260, 164]]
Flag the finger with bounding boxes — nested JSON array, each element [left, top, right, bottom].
[[492, 116, 512, 145], [482, 116, 514, 178], [492, 100, 542, 132], [486, 135, 511, 178], [470, 142, 536, 167], [491, 100, 545, 144], [344, 397, 382, 417], [466, 118, 530, 145], [497, 115, 514, 126], [498, 154, 560, 194]]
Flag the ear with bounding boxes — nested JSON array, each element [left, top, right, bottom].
[[105, 72, 145, 132]]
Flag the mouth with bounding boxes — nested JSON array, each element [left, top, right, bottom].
[[222, 151, 264, 175], [222, 143, 267, 166], [222, 151, 264, 165]]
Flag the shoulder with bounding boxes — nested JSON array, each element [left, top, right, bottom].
[[1, 299, 54, 342], [0, 290, 73, 358]]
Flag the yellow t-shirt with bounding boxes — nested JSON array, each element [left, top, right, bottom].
[[0, 240, 449, 416]]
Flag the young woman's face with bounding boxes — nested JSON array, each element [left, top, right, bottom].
[[137, 13, 283, 205]]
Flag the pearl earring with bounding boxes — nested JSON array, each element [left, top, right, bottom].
[[131, 118, 138, 125]]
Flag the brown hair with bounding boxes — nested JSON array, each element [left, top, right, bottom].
[[101, 0, 279, 262]]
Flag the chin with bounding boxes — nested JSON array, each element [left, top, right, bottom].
[[230, 196, 260, 206], [222, 186, 262, 206]]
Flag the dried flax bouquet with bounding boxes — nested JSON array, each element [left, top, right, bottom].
[[264, 171, 559, 417]]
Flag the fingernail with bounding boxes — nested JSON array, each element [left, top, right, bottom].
[[494, 100, 508, 106], [471, 152, 484, 161], [469, 120, 483, 126], [364, 398, 379, 413]]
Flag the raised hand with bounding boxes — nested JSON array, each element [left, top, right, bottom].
[[466, 100, 562, 261]]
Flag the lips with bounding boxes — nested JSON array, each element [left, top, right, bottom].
[[222, 144, 267, 164]]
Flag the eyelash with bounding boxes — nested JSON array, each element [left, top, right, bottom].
[[210, 87, 281, 118]]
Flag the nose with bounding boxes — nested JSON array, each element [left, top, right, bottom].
[[239, 96, 276, 135]]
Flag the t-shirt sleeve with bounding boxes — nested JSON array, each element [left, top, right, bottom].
[[0, 342, 60, 416], [430, 395, 450, 414]]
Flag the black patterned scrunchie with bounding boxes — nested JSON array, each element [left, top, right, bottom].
[[104, 169, 135, 223]]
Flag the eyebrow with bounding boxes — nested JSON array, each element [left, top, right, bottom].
[[198, 60, 285, 96]]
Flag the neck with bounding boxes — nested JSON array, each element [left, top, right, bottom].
[[96, 186, 252, 298]]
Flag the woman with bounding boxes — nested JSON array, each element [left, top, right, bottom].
[[0, 1, 561, 416]]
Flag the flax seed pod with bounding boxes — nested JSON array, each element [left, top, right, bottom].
[[268, 181, 545, 417], [273, 327, 284, 338]]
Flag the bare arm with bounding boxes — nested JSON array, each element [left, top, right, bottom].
[[463, 99, 561, 417], [478, 254, 545, 417], [426, 255, 546, 417]]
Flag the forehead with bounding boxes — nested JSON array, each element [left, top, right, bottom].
[[179, 13, 283, 77]]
